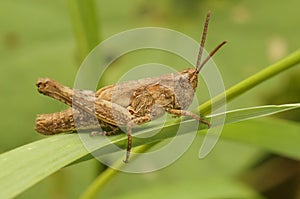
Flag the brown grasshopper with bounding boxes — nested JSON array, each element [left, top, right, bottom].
[[35, 11, 226, 163]]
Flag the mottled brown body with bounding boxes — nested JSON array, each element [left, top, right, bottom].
[[36, 69, 201, 131], [35, 11, 226, 162]]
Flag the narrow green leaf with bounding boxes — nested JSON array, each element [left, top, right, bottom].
[[0, 134, 87, 199], [80, 104, 300, 199], [0, 103, 299, 198], [207, 103, 300, 125]]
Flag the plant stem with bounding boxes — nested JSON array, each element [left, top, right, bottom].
[[199, 49, 300, 114], [80, 49, 300, 198], [67, 0, 101, 62], [79, 144, 156, 199], [80, 166, 118, 199]]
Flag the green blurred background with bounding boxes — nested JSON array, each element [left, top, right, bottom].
[[1, 0, 300, 198]]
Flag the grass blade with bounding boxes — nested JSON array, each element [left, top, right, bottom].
[[0, 103, 299, 198], [207, 103, 300, 125]]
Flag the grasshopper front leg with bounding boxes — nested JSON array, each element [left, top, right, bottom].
[[165, 108, 211, 128]]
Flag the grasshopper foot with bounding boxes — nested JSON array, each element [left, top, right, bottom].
[[123, 150, 130, 163]]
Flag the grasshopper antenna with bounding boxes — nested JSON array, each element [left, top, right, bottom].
[[196, 11, 227, 73]]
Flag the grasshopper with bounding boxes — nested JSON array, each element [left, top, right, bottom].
[[35, 11, 226, 163]]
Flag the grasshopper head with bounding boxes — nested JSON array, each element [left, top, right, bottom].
[[180, 68, 199, 91]]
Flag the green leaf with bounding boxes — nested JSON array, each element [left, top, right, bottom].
[[0, 135, 87, 199], [207, 103, 300, 125], [1, 103, 299, 198], [80, 103, 300, 199]]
